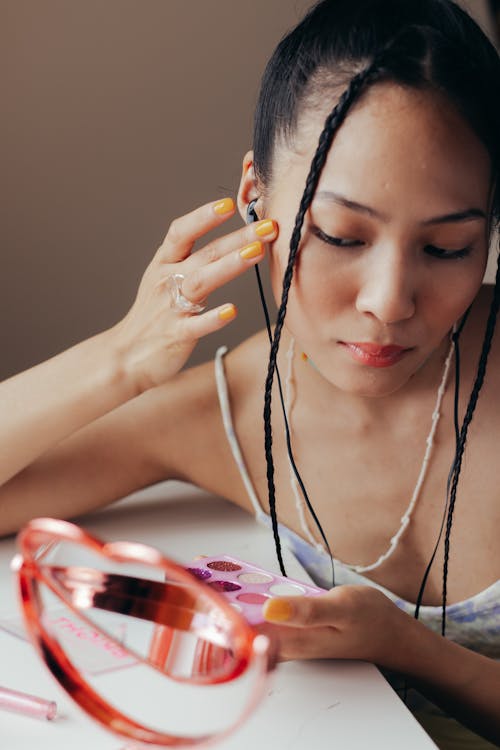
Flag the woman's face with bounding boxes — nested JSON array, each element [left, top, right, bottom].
[[261, 82, 491, 396]]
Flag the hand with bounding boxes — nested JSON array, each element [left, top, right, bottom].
[[261, 584, 410, 669], [262, 587, 500, 744], [109, 198, 278, 394]]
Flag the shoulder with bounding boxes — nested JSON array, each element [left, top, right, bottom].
[[223, 329, 270, 382], [460, 283, 499, 435], [154, 328, 269, 446], [141, 333, 269, 509], [146, 356, 222, 473], [454, 283, 500, 530], [218, 329, 271, 420], [167, 330, 269, 417]]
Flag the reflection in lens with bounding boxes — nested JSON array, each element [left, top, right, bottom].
[[30, 539, 269, 741]]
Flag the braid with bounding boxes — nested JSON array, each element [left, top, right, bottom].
[[263, 62, 382, 575], [441, 248, 500, 634]]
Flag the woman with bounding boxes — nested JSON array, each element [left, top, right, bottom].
[[0, 0, 499, 745]]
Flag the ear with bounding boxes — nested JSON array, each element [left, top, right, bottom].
[[237, 151, 264, 222]]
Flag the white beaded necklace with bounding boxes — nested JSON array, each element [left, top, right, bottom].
[[284, 335, 455, 574]]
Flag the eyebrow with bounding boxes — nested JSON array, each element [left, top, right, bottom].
[[314, 191, 486, 225]]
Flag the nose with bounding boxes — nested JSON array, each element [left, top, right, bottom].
[[355, 248, 416, 324]]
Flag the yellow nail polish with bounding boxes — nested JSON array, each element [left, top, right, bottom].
[[263, 599, 293, 623], [254, 219, 277, 238], [240, 241, 263, 260], [218, 303, 236, 321], [213, 197, 235, 215]]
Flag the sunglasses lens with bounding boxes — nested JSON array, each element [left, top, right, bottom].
[[24, 536, 269, 742]]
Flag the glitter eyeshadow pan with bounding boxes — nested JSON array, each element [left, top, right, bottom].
[[208, 580, 241, 592], [187, 567, 212, 580], [207, 561, 241, 572], [187, 555, 324, 625]]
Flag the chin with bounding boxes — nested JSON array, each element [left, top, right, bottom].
[[315, 360, 421, 398], [335, 376, 413, 398]]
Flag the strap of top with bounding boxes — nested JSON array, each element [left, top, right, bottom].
[[214, 346, 268, 523]]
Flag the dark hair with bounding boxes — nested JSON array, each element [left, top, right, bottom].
[[255, 0, 500, 631], [254, 0, 500, 221]]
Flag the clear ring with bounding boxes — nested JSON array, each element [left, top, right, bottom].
[[165, 273, 206, 314]]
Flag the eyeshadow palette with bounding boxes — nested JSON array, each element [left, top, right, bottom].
[[187, 555, 325, 624]]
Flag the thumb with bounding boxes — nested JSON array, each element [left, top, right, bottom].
[[263, 593, 335, 627]]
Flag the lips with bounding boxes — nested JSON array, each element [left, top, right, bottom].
[[340, 341, 412, 368]]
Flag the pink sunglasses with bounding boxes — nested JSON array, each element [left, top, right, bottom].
[[12, 517, 276, 747]]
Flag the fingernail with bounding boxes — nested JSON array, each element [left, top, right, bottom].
[[218, 303, 237, 321], [263, 599, 293, 623], [240, 241, 263, 260], [213, 198, 235, 215], [254, 219, 278, 238]]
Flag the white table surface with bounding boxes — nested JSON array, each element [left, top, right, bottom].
[[0, 481, 436, 749]]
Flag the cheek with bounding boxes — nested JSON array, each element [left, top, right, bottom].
[[268, 248, 352, 339], [291, 250, 354, 311], [421, 260, 487, 332]]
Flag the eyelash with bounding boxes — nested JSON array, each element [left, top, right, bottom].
[[312, 227, 361, 248], [311, 226, 472, 260], [424, 245, 471, 260]]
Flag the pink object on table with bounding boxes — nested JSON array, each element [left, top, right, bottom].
[[0, 685, 57, 720]]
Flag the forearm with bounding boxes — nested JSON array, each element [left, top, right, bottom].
[[0, 328, 136, 486], [394, 613, 500, 744]]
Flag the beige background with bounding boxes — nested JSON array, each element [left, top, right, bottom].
[[1, 0, 496, 380]]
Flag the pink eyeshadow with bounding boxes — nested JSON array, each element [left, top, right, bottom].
[[237, 592, 269, 604], [207, 560, 242, 572]]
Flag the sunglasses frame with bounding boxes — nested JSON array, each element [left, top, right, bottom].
[[13, 517, 275, 747]]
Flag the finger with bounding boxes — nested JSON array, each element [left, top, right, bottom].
[[263, 590, 345, 628], [179, 303, 238, 340], [268, 624, 335, 661], [257, 621, 337, 661], [156, 197, 236, 263], [180, 240, 267, 304], [188, 218, 278, 268]]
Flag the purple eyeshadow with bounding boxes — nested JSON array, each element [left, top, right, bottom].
[[208, 580, 242, 592], [187, 567, 212, 580], [207, 560, 242, 572]]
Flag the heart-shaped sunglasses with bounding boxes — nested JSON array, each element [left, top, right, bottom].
[[12, 517, 276, 747]]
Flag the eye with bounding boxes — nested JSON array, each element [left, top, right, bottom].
[[311, 226, 362, 248], [424, 244, 471, 260]]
